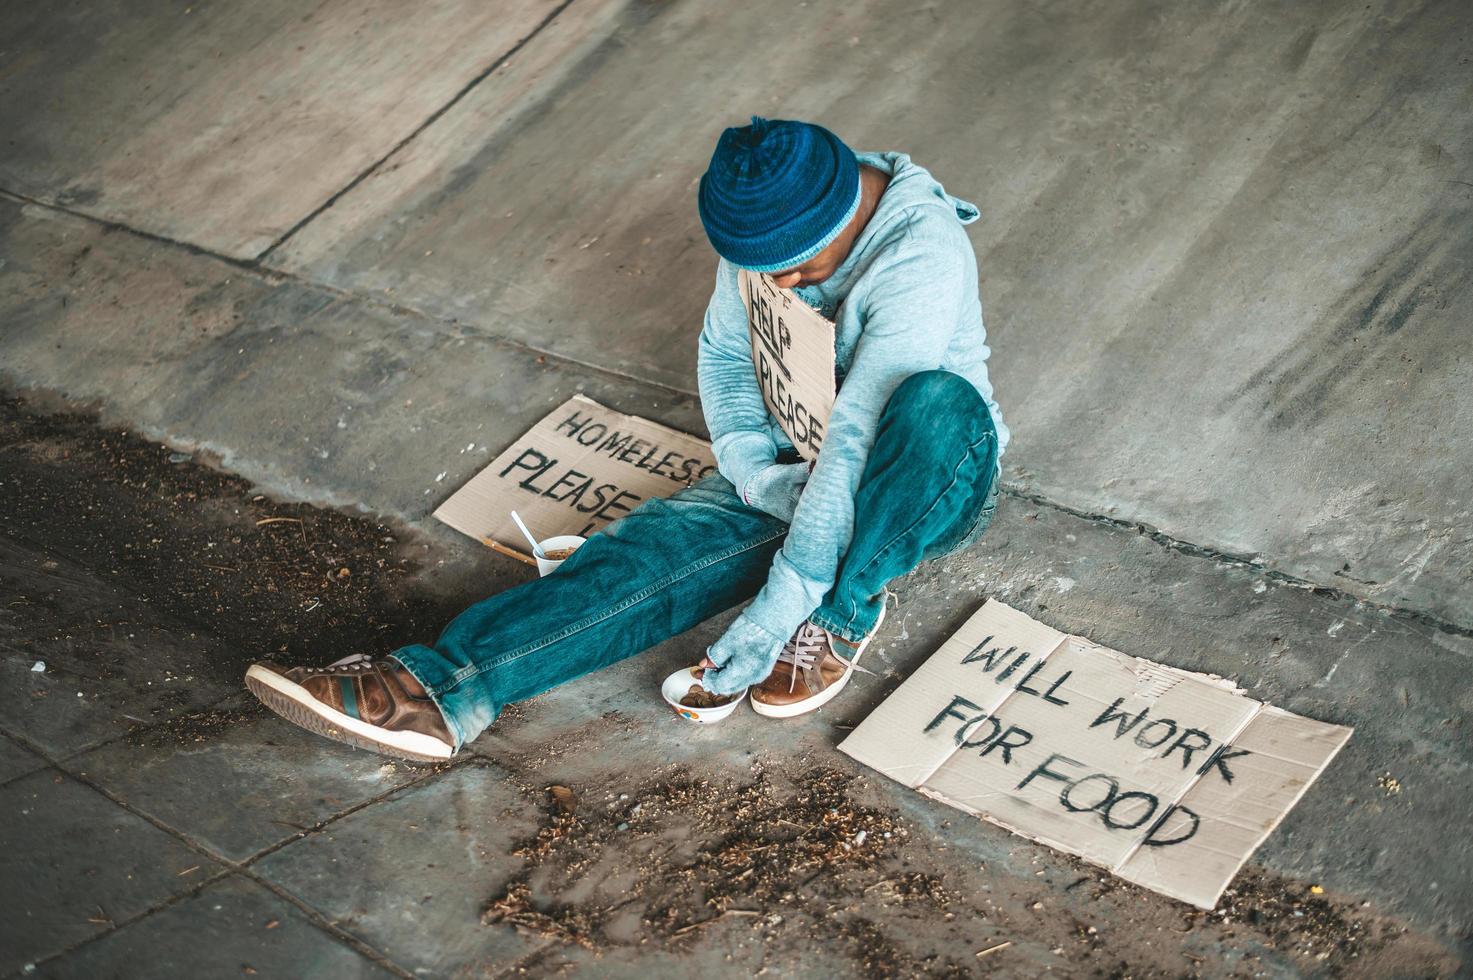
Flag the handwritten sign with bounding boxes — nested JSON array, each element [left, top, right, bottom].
[[738, 269, 836, 461], [434, 395, 717, 555], [839, 600, 1352, 909]]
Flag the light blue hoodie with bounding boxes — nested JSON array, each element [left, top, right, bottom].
[[698, 151, 1009, 694]]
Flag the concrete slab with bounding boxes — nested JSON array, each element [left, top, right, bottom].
[[0, 199, 292, 402], [0, 731, 46, 786], [43, 874, 393, 979], [254, 762, 547, 977], [72, 695, 426, 862], [0, 768, 221, 976], [0, 198, 709, 523], [0, 536, 239, 758], [272, 0, 1473, 629], [0, 0, 574, 258]]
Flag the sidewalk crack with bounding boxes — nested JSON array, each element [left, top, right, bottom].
[[253, 0, 582, 263], [999, 483, 1473, 641]]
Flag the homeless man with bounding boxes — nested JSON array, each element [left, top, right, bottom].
[[245, 117, 1009, 760]]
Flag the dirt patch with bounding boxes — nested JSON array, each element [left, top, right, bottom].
[[485, 764, 971, 977], [1171, 868, 1444, 977], [482, 753, 1459, 978], [0, 393, 506, 691], [124, 700, 267, 749]]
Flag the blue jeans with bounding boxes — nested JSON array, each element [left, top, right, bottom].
[[394, 370, 1000, 750]]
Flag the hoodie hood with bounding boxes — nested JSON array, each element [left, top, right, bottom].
[[859, 150, 980, 227], [792, 150, 978, 313]]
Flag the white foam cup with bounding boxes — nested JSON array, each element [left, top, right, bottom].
[[535, 534, 587, 577]]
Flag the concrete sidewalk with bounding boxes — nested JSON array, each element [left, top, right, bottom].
[[2, 397, 1462, 977], [2, 0, 1470, 975]]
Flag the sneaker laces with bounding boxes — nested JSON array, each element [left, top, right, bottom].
[[298, 652, 378, 678], [776, 622, 829, 692], [776, 622, 875, 693]]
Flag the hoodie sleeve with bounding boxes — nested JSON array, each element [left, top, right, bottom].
[[697, 258, 778, 496], [702, 233, 971, 694]]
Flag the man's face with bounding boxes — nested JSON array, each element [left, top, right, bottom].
[[766, 235, 848, 289]]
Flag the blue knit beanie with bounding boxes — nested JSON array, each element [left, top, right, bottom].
[[698, 117, 861, 273]]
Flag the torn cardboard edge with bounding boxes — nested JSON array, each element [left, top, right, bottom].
[[839, 599, 1352, 909], [434, 395, 717, 557]]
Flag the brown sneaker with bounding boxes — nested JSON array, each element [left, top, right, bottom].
[[244, 654, 454, 761], [750, 605, 884, 718]]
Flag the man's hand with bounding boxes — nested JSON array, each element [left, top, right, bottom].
[[740, 460, 811, 522], [699, 614, 789, 695]]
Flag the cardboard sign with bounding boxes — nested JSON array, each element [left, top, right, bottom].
[[434, 395, 718, 555], [738, 269, 836, 461], [839, 600, 1352, 909]]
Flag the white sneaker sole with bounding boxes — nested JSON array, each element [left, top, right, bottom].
[[245, 664, 454, 762], [751, 604, 886, 719]]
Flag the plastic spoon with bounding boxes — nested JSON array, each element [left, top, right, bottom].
[[509, 510, 544, 558]]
